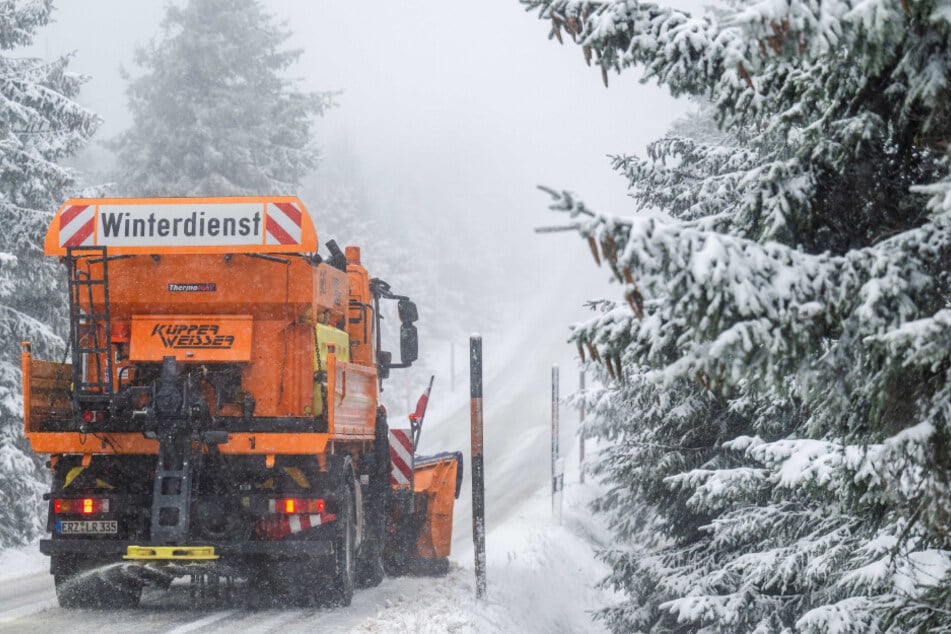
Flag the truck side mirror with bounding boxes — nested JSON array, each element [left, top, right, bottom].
[[400, 323, 418, 365], [398, 299, 418, 324]]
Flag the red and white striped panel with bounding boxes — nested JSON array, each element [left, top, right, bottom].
[[255, 512, 336, 540], [265, 202, 303, 245], [287, 513, 327, 534], [389, 429, 414, 487], [59, 204, 96, 247]]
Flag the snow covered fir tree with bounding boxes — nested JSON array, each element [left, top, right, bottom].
[[111, 0, 334, 196], [522, 0, 951, 632], [0, 0, 99, 546]]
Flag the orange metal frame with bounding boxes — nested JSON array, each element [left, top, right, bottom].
[[413, 457, 460, 559], [25, 197, 380, 458]]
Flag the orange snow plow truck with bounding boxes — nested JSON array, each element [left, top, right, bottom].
[[21, 196, 462, 608]]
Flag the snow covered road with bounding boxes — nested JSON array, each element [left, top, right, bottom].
[[0, 574, 464, 633], [0, 487, 613, 633]]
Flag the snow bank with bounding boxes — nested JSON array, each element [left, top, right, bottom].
[[356, 477, 616, 633], [0, 542, 48, 581]]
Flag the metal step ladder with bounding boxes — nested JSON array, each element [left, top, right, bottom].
[[66, 246, 114, 415], [151, 436, 195, 545]]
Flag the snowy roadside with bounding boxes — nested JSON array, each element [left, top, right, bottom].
[[357, 293, 618, 632], [0, 542, 48, 581], [355, 474, 617, 633]]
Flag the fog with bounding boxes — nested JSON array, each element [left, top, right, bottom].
[[35, 0, 687, 353]]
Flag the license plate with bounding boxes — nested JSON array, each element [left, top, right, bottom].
[[56, 520, 118, 535]]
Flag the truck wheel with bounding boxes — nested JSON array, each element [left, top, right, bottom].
[[54, 571, 87, 609], [329, 474, 356, 606], [53, 557, 142, 609]]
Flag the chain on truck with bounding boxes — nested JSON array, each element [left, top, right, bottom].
[[21, 196, 463, 608]]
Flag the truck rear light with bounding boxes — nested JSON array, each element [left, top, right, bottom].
[[269, 498, 325, 514], [81, 410, 105, 424], [54, 497, 110, 514]]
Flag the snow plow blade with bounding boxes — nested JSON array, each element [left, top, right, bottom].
[[385, 451, 462, 576]]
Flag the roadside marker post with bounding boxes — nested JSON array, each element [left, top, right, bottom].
[[470, 335, 487, 600], [552, 365, 564, 523]]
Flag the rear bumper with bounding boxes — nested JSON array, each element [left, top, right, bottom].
[[40, 538, 333, 560]]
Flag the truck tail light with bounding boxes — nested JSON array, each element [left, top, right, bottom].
[[54, 497, 110, 514], [268, 498, 325, 514], [81, 410, 106, 424]]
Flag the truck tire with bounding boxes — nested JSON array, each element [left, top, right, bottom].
[[329, 468, 356, 606], [355, 412, 389, 588], [53, 556, 142, 609]]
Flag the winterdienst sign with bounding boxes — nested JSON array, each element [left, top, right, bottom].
[[44, 196, 318, 256], [98, 204, 263, 246]]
